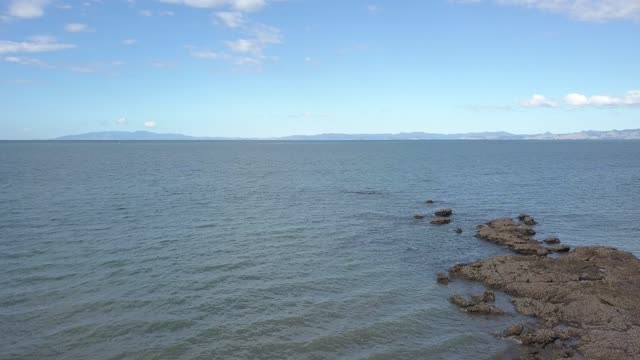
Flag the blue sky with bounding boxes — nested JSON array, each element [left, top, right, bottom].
[[1, 0, 639, 139]]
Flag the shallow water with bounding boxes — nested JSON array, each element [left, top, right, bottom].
[[1, 140, 639, 359]]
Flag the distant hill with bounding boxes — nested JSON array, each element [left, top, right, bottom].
[[55, 129, 640, 141], [56, 131, 225, 141]]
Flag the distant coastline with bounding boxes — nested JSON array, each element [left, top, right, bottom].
[[51, 129, 640, 141]]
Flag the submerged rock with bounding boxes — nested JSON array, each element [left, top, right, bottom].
[[425, 200, 434, 204], [544, 237, 561, 244], [434, 208, 453, 217], [436, 272, 449, 285], [448, 291, 504, 315], [431, 217, 451, 225], [414, 214, 425, 220], [455, 227, 463, 234], [503, 323, 524, 337]]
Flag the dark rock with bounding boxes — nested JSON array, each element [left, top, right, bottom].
[[434, 208, 453, 217], [544, 237, 561, 244], [431, 217, 451, 225], [448, 292, 504, 315], [414, 214, 425, 220], [475, 218, 548, 256], [503, 323, 524, 337], [436, 272, 449, 285], [548, 244, 570, 253], [425, 200, 434, 204], [455, 227, 463, 234]]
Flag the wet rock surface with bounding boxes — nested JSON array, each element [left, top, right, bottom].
[[543, 237, 561, 244], [414, 214, 425, 220], [434, 208, 453, 217], [425, 200, 434, 204], [476, 218, 549, 256], [448, 215, 640, 360], [448, 291, 504, 315], [436, 272, 449, 284], [431, 217, 451, 225]]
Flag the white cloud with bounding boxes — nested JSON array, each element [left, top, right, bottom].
[[157, 0, 265, 12], [215, 11, 244, 27], [3, 55, 52, 68], [521, 90, 640, 108], [521, 94, 558, 107], [564, 93, 589, 106], [7, 0, 50, 19], [458, 0, 640, 22], [144, 121, 158, 128], [225, 24, 281, 56], [116, 117, 127, 125], [190, 49, 220, 59], [0, 37, 75, 55], [564, 91, 640, 106], [139, 9, 153, 16], [366, 4, 381, 14], [121, 39, 137, 45], [64, 23, 89, 32]]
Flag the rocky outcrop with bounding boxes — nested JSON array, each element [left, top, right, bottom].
[[476, 218, 549, 256], [425, 200, 434, 204], [449, 217, 640, 360], [543, 237, 561, 244], [518, 213, 537, 226], [448, 291, 504, 315], [431, 217, 451, 225], [502, 323, 524, 337], [436, 272, 449, 284], [434, 208, 453, 217]]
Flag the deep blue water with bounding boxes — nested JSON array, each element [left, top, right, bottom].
[[1, 141, 639, 359]]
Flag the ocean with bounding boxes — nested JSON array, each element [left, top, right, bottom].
[[1, 140, 639, 359]]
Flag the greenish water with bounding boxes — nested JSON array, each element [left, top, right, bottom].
[[1, 141, 639, 359]]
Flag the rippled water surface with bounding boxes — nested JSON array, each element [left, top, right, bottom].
[[1, 141, 640, 359]]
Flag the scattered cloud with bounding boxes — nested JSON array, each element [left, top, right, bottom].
[[190, 49, 221, 59], [225, 24, 281, 55], [139, 9, 153, 16], [3, 55, 52, 68], [7, 0, 50, 19], [366, 4, 381, 14], [116, 117, 127, 125], [215, 11, 244, 27], [158, 0, 266, 12], [121, 39, 137, 45], [64, 23, 90, 32], [0, 36, 75, 55], [521, 94, 558, 108], [144, 121, 158, 128], [521, 90, 640, 108], [453, 0, 640, 22]]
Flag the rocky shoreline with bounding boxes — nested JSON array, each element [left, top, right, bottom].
[[440, 214, 640, 359]]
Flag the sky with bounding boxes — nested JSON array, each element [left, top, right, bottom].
[[1, 0, 639, 139]]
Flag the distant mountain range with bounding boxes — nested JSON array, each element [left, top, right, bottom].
[[56, 129, 640, 141]]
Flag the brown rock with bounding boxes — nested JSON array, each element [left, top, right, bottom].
[[503, 323, 524, 337], [544, 237, 561, 244], [434, 208, 453, 217], [449, 239, 640, 360], [548, 244, 570, 253], [475, 218, 547, 256], [431, 217, 451, 225], [436, 272, 449, 285]]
